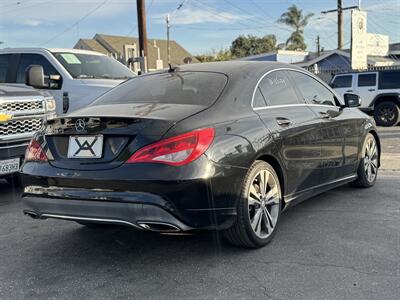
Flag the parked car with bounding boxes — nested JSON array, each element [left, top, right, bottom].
[[21, 61, 380, 248], [0, 48, 135, 115], [0, 84, 56, 185], [330, 69, 400, 126]]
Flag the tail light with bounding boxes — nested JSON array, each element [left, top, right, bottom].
[[25, 139, 48, 162], [126, 128, 215, 166]]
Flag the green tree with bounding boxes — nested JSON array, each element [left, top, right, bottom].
[[230, 34, 277, 58], [195, 49, 232, 62], [278, 5, 313, 51]]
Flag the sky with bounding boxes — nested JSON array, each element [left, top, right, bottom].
[[0, 0, 399, 55]]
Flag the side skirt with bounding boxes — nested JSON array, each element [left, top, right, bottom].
[[282, 174, 358, 210]]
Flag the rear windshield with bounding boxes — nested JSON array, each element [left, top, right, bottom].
[[93, 71, 228, 106]]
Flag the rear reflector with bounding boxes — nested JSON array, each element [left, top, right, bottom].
[[25, 139, 48, 162], [126, 128, 215, 166]]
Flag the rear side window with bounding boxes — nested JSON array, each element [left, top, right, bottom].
[[331, 75, 352, 88], [379, 71, 400, 89], [16, 54, 59, 83], [0, 54, 12, 83], [357, 74, 377, 87], [94, 71, 227, 106], [258, 71, 300, 106], [288, 70, 336, 106], [253, 88, 267, 108]]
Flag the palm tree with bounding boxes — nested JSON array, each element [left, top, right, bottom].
[[278, 5, 314, 51]]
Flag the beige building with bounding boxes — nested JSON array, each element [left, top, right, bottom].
[[74, 33, 198, 71]]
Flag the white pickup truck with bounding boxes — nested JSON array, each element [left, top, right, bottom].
[[0, 48, 135, 115], [330, 69, 400, 126]]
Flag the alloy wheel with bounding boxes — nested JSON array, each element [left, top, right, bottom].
[[364, 136, 378, 183], [377, 104, 395, 123], [248, 169, 281, 239]]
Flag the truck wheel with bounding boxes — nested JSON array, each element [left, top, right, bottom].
[[374, 101, 400, 127]]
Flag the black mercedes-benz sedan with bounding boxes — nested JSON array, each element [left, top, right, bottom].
[[21, 61, 380, 248]]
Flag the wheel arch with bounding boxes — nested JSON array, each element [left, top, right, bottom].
[[368, 129, 381, 167], [369, 93, 400, 108], [256, 154, 286, 209]]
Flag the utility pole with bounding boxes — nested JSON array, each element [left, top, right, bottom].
[[316, 36, 321, 57], [321, 0, 359, 50], [338, 0, 343, 50], [166, 14, 171, 66], [136, 0, 148, 72]]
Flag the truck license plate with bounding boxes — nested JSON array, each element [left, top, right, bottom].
[[0, 158, 20, 175]]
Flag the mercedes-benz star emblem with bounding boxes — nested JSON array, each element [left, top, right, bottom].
[[75, 119, 86, 132]]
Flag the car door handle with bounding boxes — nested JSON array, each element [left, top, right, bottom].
[[368, 89, 375, 92], [319, 112, 331, 119], [276, 117, 292, 126], [346, 90, 353, 92]]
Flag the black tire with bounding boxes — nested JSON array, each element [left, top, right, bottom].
[[223, 160, 282, 248], [374, 101, 400, 127], [351, 133, 379, 188]]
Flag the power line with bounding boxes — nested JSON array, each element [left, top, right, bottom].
[[39, 0, 110, 46], [190, 0, 286, 35]]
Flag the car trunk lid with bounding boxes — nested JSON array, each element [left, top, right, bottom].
[[44, 103, 208, 170]]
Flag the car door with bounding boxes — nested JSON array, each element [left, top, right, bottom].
[[253, 70, 323, 196], [356, 72, 379, 108], [330, 74, 354, 98], [288, 70, 359, 183]]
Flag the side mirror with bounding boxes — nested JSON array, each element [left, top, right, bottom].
[[25, 65, 46, 89], [343, 93, 361, 108]]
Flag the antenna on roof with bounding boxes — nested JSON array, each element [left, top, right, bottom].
[[168, 63, 179, 72]]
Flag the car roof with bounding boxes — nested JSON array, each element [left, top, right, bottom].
[[177, 60, 305, 76], [0, 47, 105, 56]]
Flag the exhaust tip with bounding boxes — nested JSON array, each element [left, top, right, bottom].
[[24, 211, 39, 219], [137, 222, 181, 232]]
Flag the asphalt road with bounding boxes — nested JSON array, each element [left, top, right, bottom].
[[0, 127, 399, 300]]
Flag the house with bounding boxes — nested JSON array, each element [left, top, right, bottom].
[[74, 33, 198, 71], [242, 48, 400, 72], [296, 49, 400, 71], [240, 50, 309, 64], [389, 42, 400, 59]]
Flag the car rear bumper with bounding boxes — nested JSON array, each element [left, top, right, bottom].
[[23, 196, 194, 232], [21, 158, 247, 230]]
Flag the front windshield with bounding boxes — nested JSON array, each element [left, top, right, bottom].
[[53, 52, 135, 80]]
